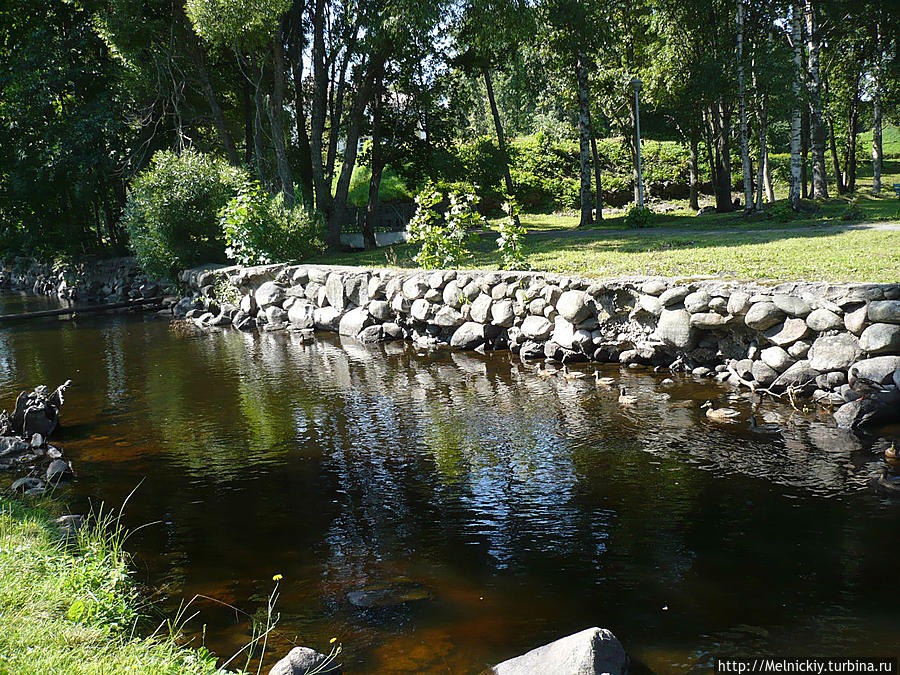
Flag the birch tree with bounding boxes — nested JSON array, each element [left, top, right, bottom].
[[805, 0, 828, 199], [736, 0, 753, 212], [788, 2, 803, 210]]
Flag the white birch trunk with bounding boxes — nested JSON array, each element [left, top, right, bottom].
[[788, 3, 803, 210], [872, 22, 883, 193], [737, 0, 753, 211], [805, 1, 828, 199]]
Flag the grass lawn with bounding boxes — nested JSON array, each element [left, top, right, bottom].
[[315, 156, 900, 282], [0, 498, 234, 675], [318, 227, 900, 283]]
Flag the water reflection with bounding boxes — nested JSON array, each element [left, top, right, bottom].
[[0, 293, 898, 674]]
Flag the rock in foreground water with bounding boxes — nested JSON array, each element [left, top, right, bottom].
[[269, 646, 341, 675], [489, 627, 627, 675]]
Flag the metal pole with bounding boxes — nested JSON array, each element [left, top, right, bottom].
[[634, 86, 645, 209]]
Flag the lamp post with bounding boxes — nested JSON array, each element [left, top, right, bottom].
[[630, 77, 645, 209]]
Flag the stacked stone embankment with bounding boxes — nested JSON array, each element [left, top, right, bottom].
[[0, 257, 169, 303], [177, 263, 900, 430]]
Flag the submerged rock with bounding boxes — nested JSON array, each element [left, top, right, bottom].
[[489, 627, 627, 675], [347, 579, 432, 608]]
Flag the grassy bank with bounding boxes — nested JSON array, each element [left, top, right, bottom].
[[0, 498, 232, 675]]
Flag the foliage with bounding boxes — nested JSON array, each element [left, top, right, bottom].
[[840, 197, 861, 221], [406, 184, 484, 269], [623, 204, 654, 228], [0, 0, 132, 257], [122, 150, 245, 279], [496, 197, 527, 269], [220, 182, 326, 266], [184, 0, 291, 49]]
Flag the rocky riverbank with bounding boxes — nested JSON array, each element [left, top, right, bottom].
[[175, 263, 900, 430], [0, 256, 170, 304], [0, 381, 75, 495]]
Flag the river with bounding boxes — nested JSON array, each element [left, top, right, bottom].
[[0, 292, 897, 673]]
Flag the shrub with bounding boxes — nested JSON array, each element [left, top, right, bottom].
[[496, 197, 527, 270], [624, 204, 654, 228], [407, 183, 484, 269], [220, 182, 325, 266], [121, 149, 245, 279], [840, 197, 861, 222]]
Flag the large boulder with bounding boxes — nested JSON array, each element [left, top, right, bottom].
[[773, 294, 811, 318], [660, 286, 690, 307], [287, 302, 315, 329], [325, 273, 346, 310], [655, 309, 695, 349], [450, 322, 488, 349], [402, 275, 429, 300], [765, 318, 810, 347], [433, 306, 464, 328], [808, 333, 861, 372], [760, 346, 794, 373], [806, 308, 843, 332], [254, 282, 285, 310], [556, 290, 592, 324], [867, 300, 900, 324], [269, 646, 341, 675], [771, 360, 820, 390], [9, 381, 71, 440], [368, 300, 392, 321], [313, 307, 342, 331], [521, 315, 553, 340], [859, 323, 900, 355], [491, 300, 515, 327], [683, 290, 711, 313], [745, 302, 784, 330], [470, 294, 493, 323], [490, 627, 627, 675], [834, 398, 896, 430], [338, 307, 373, 337], [848, 356, 900, 384]]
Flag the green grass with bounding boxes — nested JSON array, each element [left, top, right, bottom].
[[0, 498, 235, 675], [860, 123, 900, 157], [316, 226, 900, 283]]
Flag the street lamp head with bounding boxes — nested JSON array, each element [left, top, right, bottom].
[[630, 77, 642, 91]]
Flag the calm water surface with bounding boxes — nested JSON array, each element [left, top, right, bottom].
[[1, 292, 898, 673]]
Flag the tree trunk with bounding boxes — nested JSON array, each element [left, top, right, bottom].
[[872, 21, 883, 193], [288, 3, 313, 205], [249, 56, 268, 186], [689, 134, 700, 211], [242, 82, 254, 167], [756, 90, 770, 209], [327, 50, 387, 250], [193, 50, 240, 166], [788, 2, 803, 210], [736, 0, 753, 212], [575, 52, 594, 226], [363, 78, 384, 251], [711, 102, 734, 212], [801, 107, 809, 198], [325, 29, 360, 187], [590, 132, 603, 220], [828, 116, 846, 195], [483, 64, 519, 225], [267, 23, 294, 207], [310, 0, 331, 215], [805, 0, 828, 199], [845, 76, 860, 193]]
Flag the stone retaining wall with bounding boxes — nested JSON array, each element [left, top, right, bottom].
[[0, 257, 168, 303], [178, 263, 900, 430]]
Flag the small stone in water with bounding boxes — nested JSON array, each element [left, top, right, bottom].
[[31, 433, 43, 447]]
